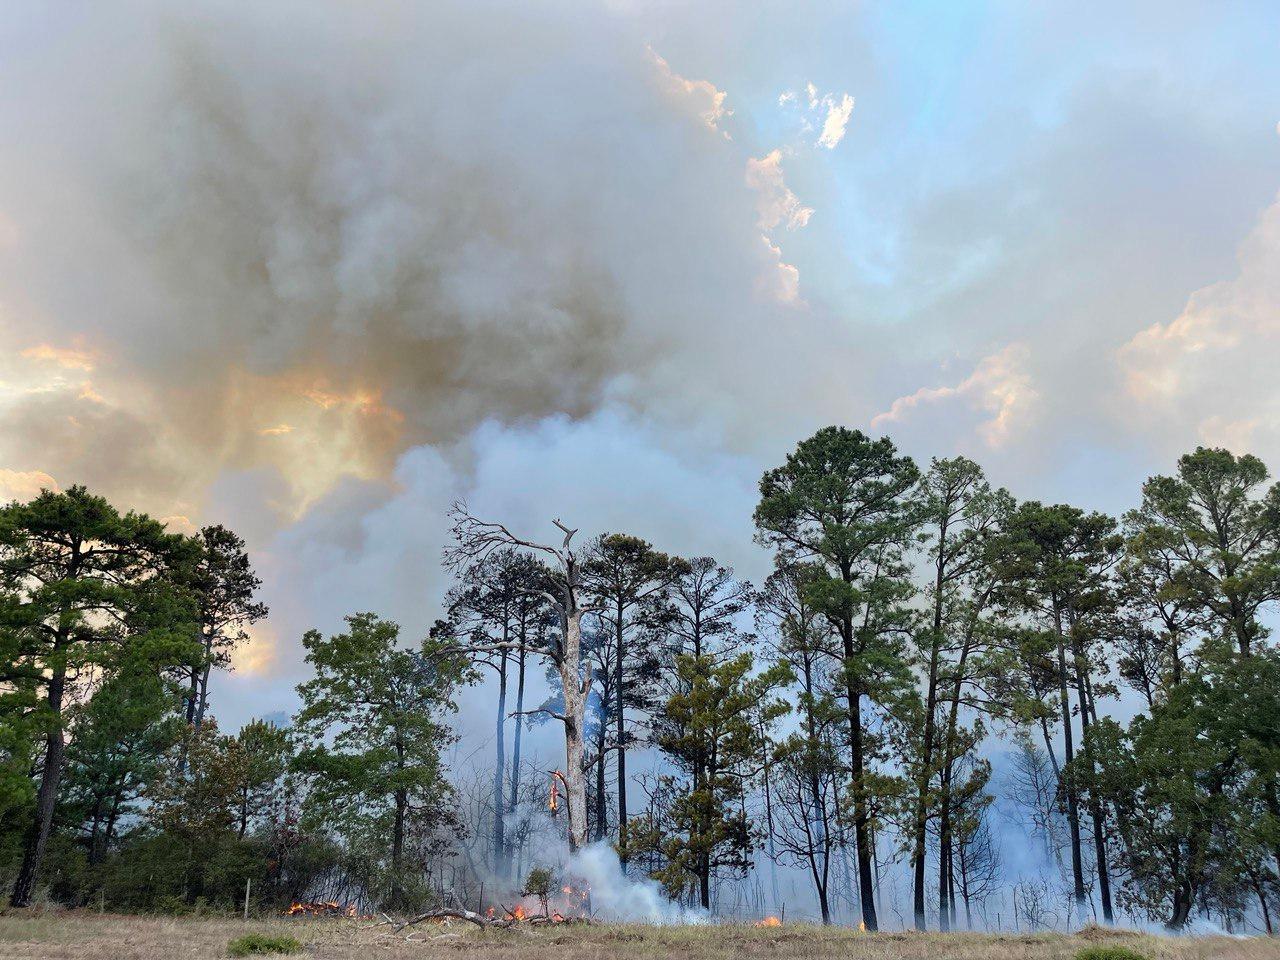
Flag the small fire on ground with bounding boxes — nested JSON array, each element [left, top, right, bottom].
[[284, 901, 363, 918], [754, 916, 782, 927], [485, 881, 590, 924]]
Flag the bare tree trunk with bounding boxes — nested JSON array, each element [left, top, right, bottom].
[[492, 648, 508, 876], [194, 658, 214, 729], [391, 787, 407, 902], [508, 644, 526, 833], [913, 518, 949, 930], [614, 600, 629, 869], [759, 717, 782, 915], [593, 732, 608, 843], [1055, 607, 1086, 910], [848, 683, 878, 931], [11, 666, 67, 907], [1072, 629, 1112, 923], [185, 663, 200, 725], [559, 609, 589, 854], [1256, 879, 1274, 935]]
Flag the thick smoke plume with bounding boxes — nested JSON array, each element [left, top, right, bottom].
[[0, 0, 865, 521]]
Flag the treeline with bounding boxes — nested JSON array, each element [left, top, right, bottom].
[[0, 491, 467, 913], [2, 429, 1280, 933]]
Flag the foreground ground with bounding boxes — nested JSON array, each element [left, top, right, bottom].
[[0, 912, 1277, 960]]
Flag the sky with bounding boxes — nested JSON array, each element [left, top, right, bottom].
[[2, 0, 1280, 734]]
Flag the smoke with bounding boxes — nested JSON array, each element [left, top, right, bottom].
[[0, 0, 869, 524], [570, 844, 706, 924]]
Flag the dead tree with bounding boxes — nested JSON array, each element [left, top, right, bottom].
[[444, 504, 593, 854]]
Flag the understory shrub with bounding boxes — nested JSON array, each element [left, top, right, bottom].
[[1076, 947, 1148, 960], [227, 932, 303, 956]]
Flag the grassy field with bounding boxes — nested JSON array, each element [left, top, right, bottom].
[[0, 912, 1277, 960]]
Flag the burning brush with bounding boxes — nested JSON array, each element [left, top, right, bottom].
[[284, 900, 363, 918], [366, 866, 594, 938]]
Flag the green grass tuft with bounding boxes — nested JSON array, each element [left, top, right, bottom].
[[227, 932, 303, 957], [1076, 947, 1148, 960]]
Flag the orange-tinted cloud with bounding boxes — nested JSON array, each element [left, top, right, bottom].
[[21, 343, 97, 371]]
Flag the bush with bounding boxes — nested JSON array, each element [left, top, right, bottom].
[[1076, 947, 1148, 960], [227, 932, 303, 957]]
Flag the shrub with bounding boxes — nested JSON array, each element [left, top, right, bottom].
[[227, 932, 303, 957], [1076, 947, 1148, 960]]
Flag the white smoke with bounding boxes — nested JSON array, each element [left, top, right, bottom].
[[570, 843, 706, 924]]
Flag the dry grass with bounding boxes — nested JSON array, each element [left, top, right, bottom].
[[0, 912, 1277, 960]]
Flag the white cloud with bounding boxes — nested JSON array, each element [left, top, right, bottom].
[[646, 47, 731, 136], [778, 84, 855, 149], [818, 92, 855, 149], [1117, 191, 1280, 459], [745, 149, 813, 232], [872, 343, 1039, 448]]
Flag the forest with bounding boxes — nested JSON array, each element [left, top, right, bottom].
[[2, 426, 1279, 936]]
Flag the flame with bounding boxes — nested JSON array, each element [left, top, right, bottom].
[[548, 771, 561, 813], [858, 920, 866, 932], [284, 900, 364, 918], [755, 916, 782, 928]]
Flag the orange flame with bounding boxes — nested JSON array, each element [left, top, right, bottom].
[[858, 920, 866, 932], [548, 771, 561, 813], [755, 916, 782, 928], [284, 901, 364, 918]]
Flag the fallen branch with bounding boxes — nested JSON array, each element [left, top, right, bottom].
[[397, 907, 511, 929]]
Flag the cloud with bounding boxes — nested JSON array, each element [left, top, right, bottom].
[[0, 469, 58, 503], [745, 150, 813, 232], [20, 343, 97, 370], [159, 514, 198, 535], [872, 343, 1039, 448], [646, 47, 732, 136], [778, 84, 855, 149], [817, 93, 855, 149], [757, 236, 803, 304], [1117, 191, 1280, 460]]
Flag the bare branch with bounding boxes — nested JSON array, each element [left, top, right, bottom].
[[444, 501, 566, 570], [510, 707, 567, 723]]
